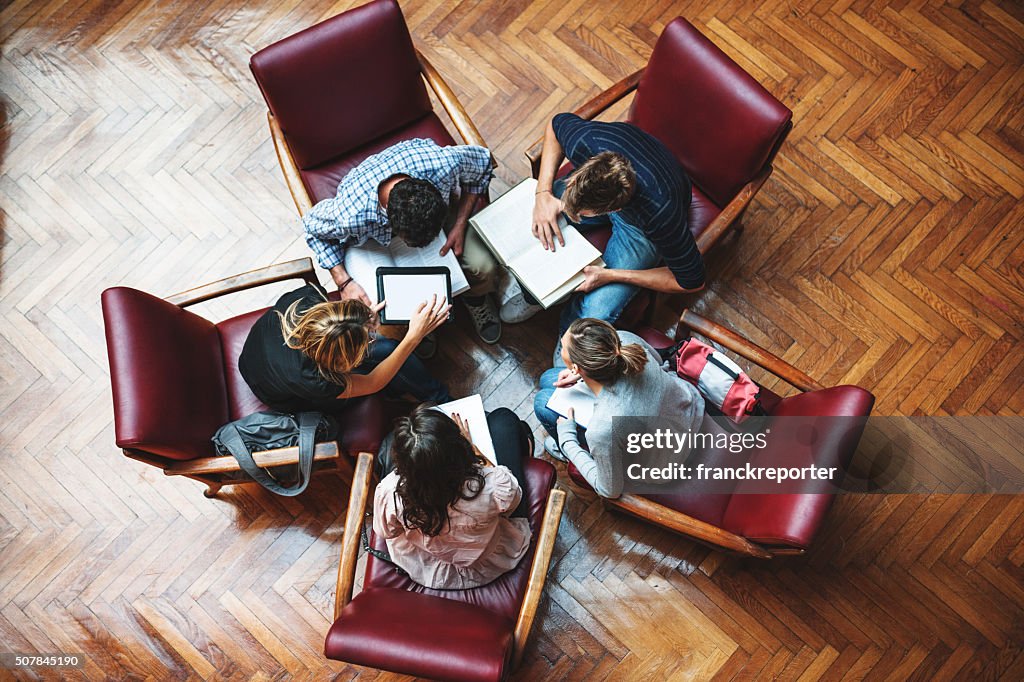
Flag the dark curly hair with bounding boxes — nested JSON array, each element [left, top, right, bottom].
[[388, 178, 448, 248], [391, 406, 485, 536]]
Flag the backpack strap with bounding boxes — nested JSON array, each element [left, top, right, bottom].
[[218, 412, 321, 497]]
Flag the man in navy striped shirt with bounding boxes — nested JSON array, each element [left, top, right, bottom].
[[530, 113, 705, 331]]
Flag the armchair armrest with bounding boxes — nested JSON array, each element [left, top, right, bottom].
[[694, 168, 772, 254], [163, 441, 340, 477], [166, 258, 318, 307], [525, 68, 644, 177], [512, 487, 566, 667], [678, 310, 824, 393], [417, 50, 493, 164], [268, 113, 315, 217], [334, 451, 375, 620], [606, 494, 772, 559]]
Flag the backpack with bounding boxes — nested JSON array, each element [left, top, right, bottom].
[[670, 338, 763, 424]]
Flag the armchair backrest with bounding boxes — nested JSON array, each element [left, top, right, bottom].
[[629, 18, 792, 208], [102, 287, 228, 461], [249, 0, 432, 171]]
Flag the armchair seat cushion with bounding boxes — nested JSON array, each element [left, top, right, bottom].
[[301, 112, 457, 204], [363, 458, 556, 622], [325, 587, 513, 682]]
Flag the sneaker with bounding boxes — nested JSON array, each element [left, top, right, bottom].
[[544, 436, 567, 462], [463, 295, 501, 344], [500, 292, 543, 324], [414, 331, 437, 359]]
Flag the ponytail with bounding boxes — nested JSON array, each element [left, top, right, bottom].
[[565, 318, 648, 384]]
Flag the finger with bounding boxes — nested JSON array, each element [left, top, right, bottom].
[[415, 299, 429, 314], [553, 222, 565, 247], [567, 407, 575, 419]]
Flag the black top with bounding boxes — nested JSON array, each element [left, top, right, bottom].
[[239, 283, 348, 413], [552, 113, 705, 289]]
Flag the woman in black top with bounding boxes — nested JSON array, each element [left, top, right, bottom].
[[239, 283, 451, 413]]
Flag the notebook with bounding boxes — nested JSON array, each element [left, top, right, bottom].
[[433, 394, 496, 464], [469, 178, 604, 308], [545, 381, 598, 429], [344, 231, 470, 306]]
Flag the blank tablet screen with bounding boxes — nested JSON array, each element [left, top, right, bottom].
[[379, 272, 451, 323]]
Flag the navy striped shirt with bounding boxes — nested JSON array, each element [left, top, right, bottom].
[[553, 113, 705, 289]]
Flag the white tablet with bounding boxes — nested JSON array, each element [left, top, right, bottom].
[[375, 267, 452, 325]]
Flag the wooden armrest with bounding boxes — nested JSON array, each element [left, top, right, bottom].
[[512, 487, 566, 666], [166, 257, 318, 307], [268, 112, 314, 217], [334, 451, 375, 620], [417, 50, 492, 164], [678, 310, 825, 393], [606, 494, 772, 559], [694, 168, 772, 254], [164, 441, 340, 477], [524, 68, 644, 177]]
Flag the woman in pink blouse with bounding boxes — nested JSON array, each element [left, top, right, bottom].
[[373, 406, 533, 590]]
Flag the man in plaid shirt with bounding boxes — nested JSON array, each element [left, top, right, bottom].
[[302, 138, 531, 347]]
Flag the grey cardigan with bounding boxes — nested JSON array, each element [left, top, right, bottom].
[[556, 331, 705, 498]]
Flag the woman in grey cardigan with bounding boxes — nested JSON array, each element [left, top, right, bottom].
[[534, 318, 705, 499]]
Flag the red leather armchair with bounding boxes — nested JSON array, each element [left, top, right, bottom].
[[326, 452, 566, 681], [101, 258, 387, 497], [249, 0, 491, 215], [566, 311, 874, 558], [525, 17, 793, 325]]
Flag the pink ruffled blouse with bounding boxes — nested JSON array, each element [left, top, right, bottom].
[[372, 465, 532, 589]]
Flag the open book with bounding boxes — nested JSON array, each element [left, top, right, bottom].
[[469, 178, 604, 308], [344, 231, 470, 305], [546, 381, 597, 429], [433, 394, 496, 464]]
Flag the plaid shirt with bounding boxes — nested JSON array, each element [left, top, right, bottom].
[[302, 139, 493, 270]]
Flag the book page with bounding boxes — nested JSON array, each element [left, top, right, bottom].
[[546, 382, 598, 429], [469, 178, 545, 265], [433, 394, 496, 464], [507, 227, 602, 302], [344, 242, 397, 305], [389, 232, 471, 296]]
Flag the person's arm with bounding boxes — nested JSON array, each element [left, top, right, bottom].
[[532, 119, 566, 251], [441, 146, 493, 257], [338, 295, 451, 399], [327, 263, 372, 305], [575, 264, 705, 294], [556, 408, 621, 499]]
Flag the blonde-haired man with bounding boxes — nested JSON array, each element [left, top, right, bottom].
[[529, 113, 706, 333]]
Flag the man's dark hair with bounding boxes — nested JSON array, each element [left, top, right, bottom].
[[387, 178, 447, 248]]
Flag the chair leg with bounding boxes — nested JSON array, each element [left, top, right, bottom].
[[203, 483, 223, 498]]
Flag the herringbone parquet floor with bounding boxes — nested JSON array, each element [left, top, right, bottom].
[[1, 0, 1023, 679]]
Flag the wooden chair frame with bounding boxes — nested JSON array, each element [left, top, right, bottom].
[[599, 309, 825, 559], [269, 50, 493, 217], [122, 257, 351, 498], [333, 452, 567, 670], [524, 67, 782, 256]]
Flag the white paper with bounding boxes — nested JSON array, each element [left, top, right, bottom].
[[433, 394, 496, 464], [546, 381, 597, 428], [344, 231, 470, 305], [380, 273, 450, 321]]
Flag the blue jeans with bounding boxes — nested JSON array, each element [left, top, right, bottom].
[[553, 178, 661, 335], [354, 335, 451, 403]]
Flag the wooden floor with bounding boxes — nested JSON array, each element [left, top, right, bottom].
[[2, 0, 1023, 679]]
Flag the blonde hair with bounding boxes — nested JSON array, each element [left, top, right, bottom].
[[277, 294, 372, 385], [565, 318, 647, 383], [562, 151, 636, 218]]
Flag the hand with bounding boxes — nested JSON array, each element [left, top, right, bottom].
[[554, 368, 580, 388], [532, 191, 565, 251], [556, 406, 575, 425], [407, 294, 452, 341], [575, 265, 611, 293], [451, 412, 473, 443], [339, 280, 372, 306], [368, 300, 386, 329], [439, 223, 467, 257]]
